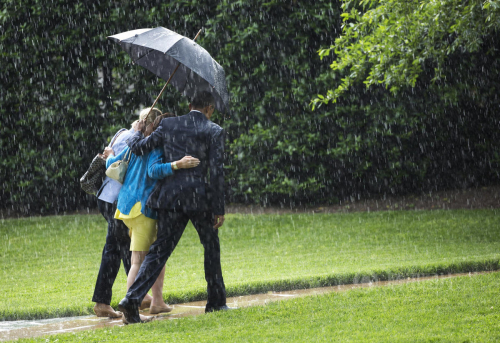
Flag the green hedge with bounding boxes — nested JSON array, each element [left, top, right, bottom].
[[1, 0, 499, 214]]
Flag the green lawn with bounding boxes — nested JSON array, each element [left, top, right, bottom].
[[1, 209, 499, 320], [19, 272, 500, 342]]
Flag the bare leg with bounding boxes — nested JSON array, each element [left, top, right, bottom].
[[127, 251, 151, 321], [141, 294, 153, 310], [151, 265, 167, 307], [127, 251, 147, 290], [127, 250, 153, 309], [141, 294, 153, 309], [149, 265, 172, 314], [127, 251, 171, 317]]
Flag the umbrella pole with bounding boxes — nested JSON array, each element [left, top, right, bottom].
[[145, 29, 203, 120]]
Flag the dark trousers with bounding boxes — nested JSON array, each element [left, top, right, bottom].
[[92, 199, 132, 305], [125, 210, 226, 310]]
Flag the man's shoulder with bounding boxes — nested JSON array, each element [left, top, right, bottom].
[[159, 112, 192, 126], [159, 112, 223, 135], [160, 116, 181, 124], [209, 123, 224, 139], [206, 119, 223, 133]]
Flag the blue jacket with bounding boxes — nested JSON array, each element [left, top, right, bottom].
[[106, 147, 173, 219], [127, 111, 225, 214], [97, 129, 134, 203]]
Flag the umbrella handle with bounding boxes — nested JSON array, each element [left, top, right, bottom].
[[145, 29, 203, 121]]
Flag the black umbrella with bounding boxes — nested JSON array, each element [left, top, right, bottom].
[[108, 27, 230, 115]]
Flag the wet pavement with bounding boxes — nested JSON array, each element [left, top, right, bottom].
[[0, 271, 494, 341]]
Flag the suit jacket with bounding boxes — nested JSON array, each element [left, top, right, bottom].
[[126, 111, 225, 215]]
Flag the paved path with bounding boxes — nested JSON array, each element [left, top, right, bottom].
[[0, 271, 495, 341]]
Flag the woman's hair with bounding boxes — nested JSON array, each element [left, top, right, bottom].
[[144, 112, 177, 137], [131, 107, 162, 130]]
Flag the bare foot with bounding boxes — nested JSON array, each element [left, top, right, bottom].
[[94, 303, 122, 318], [140, 314, 154, 322], [149, 304, 173, 315], [140, 296, 152, 310], [122, 313, 155, 325]]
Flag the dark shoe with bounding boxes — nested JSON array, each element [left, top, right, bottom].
[[118, 298, 142, 324], [205, 305, 237, 313]]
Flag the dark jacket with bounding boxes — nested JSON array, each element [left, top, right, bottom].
[[126, 111, 225, 215]]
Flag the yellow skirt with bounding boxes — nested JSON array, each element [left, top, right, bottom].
[[122, 215, 157, 251], [115, 202, 157, 251]]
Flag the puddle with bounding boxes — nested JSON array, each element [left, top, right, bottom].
[[0, 271, 495, 341], [0, 316, 95, 332]]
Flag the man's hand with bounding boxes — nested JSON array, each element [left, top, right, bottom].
[[213, 215, 225, 230], [135, 119, 146, 133], [176, 156, 200, 169], [143, 122, 155, 137]]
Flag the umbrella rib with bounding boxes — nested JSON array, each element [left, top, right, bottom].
[[134, 48, 157, 63], [134, 47, 185, 89]]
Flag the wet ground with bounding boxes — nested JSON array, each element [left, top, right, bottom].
[[0, 271, 494, 342]]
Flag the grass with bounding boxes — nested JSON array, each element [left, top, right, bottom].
[[1, 209, 500, 320], [18, 271, 500, 342]]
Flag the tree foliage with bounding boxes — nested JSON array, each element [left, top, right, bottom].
[[312, 0, 500, 107], [203, 0, 342, 204]]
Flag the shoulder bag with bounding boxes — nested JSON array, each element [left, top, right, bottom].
[[105, 148, 132, 184], [80, 129, 126, 195]]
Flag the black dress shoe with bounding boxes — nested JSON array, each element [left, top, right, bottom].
[[205, 305, 237, 313], [118, 298, 142, 324]]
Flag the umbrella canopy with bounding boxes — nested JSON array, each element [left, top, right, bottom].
[[108, 27, 229, 113]]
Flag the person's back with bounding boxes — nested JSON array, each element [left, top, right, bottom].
[[147, 111, 224, 214]]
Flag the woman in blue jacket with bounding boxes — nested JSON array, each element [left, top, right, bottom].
[[106, 112, 200, 321], [92, 107, 163, 318]]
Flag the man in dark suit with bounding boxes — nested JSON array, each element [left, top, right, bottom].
[[118, 91, 229, 324]]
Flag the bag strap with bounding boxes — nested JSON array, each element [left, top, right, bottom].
[[109, 129, 127, 148], [124, 148, 132, 163]]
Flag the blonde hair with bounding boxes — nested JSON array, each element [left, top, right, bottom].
[[131, 107, 161, 129]]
